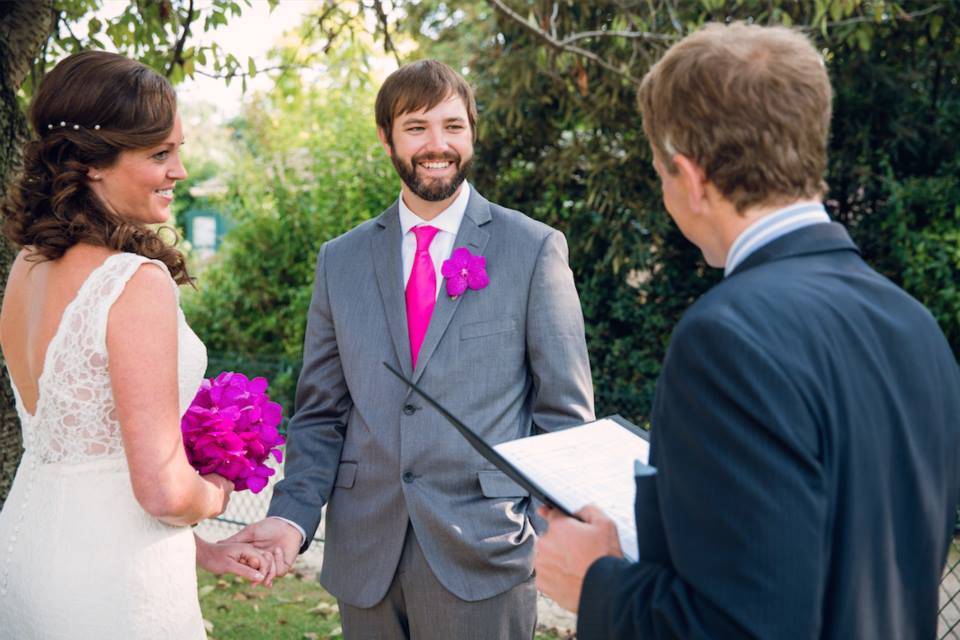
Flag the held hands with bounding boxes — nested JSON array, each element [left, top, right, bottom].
[[195, 535, 276, 585], [533, 504, 624, 612], [225, 518, 302, 585]]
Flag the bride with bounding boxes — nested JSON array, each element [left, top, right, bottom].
[[0, 51, 276, 638]]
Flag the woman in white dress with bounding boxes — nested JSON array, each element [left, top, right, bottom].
[[0, 51, 276, 638]]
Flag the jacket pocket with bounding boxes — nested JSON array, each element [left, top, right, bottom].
[[334, 462, 358, 489], [477, 469, 528, 498], [461, 317, 517, 340]]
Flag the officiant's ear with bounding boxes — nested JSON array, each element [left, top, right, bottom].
[[671, 153, 708, 216], [377, 127, 393, 156]]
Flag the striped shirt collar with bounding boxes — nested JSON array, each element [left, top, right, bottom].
[[724, 201, 830, 277]]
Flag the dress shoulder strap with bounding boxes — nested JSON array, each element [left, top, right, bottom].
[[77, 253, 178, 351]]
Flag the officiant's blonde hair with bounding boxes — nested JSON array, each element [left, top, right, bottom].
[[638, 22, 832, 213]]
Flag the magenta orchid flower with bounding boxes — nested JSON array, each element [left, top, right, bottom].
[[441, 247, 489, 298], [180, 371, 285, 493]]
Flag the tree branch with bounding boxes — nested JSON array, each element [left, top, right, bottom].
[[558, 29, 676, 46], [370, 0, 402, 67], [194, 63, 304, 80], [800, 3, 943, 31], [0, 0, 55, 87], [486, 0, 944, 89], [487, 0, 643, 84], [166, 0, 196, 78]]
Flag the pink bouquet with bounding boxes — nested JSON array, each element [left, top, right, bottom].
[[181, 372, 285, 493]]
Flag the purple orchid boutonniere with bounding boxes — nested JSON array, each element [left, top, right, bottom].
[[441, 247, 489, 299]]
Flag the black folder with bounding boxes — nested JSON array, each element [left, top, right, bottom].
[[384, 361, 649, 520]]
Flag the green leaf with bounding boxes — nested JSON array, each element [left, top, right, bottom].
[[930, 15, 944, 39], [830, 0, 844, 23]]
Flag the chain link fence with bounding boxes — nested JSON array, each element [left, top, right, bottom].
[[204, 352, 960, 637], [940, 540, 960, 638]]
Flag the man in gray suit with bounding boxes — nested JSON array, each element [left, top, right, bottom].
[[232, 60, 594, 639]]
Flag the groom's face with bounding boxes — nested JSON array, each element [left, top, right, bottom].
[[381, 94, 474, 202]]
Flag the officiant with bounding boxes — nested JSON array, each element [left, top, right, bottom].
[[533, 21, 960, 640]]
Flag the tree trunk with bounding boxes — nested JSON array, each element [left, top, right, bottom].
[[0, 1, 55, 506]]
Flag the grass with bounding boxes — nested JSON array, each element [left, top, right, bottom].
[[199, 569, 343, 640], [198, 569, 573, 640]]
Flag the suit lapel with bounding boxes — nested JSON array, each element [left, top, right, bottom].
[[412, 190, 492, 384], [371, 202, 414, 377]]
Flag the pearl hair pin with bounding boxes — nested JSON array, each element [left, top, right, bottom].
[[47, 122, 102, 131]]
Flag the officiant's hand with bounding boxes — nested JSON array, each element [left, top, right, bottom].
[[534, 504, 623, 612], [226, 518, 300, 585]]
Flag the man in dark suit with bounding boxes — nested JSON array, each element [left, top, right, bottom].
[[534, 21, 960, 639]]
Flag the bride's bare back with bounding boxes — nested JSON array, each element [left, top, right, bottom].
[[1, 244, 117, 416], [0, 242, 228, 524]]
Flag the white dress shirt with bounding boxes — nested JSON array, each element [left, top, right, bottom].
[[269, 182, 471, 547], [399, 182, 471, 298]]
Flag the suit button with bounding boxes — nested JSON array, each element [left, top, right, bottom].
[[403, 404, 417, 415], [402, 471, 415, 483]]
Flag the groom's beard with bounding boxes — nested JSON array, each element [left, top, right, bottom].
[[391, 149, 473, 202]]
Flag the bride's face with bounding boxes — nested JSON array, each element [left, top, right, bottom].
[[87, 114, 187, 225]]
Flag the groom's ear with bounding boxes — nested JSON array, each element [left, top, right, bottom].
[[377, 127, 393, 157]]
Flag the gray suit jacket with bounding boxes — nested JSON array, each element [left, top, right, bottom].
[[267, 188, 594, 607]]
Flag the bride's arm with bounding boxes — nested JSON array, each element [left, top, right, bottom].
[[108, 262, 230, 526]]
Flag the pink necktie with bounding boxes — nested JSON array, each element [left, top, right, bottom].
[[406, 225, 440, 368]]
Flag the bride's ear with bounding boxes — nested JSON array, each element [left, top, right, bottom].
[[86, 167, 103, 181]]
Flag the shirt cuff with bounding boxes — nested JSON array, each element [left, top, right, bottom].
[[267, 516, 306, 548]]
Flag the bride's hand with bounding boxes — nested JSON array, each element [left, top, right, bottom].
[[201, 473, 234, 516], [195, 535, 273, 585]]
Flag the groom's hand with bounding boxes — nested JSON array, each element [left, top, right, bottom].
[[226, 518, 301, 583]]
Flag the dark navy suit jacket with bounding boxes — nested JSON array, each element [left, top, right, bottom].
[[578, 223, 960, 639]]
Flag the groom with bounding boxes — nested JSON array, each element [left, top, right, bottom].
[[233, 60, 594, 638]]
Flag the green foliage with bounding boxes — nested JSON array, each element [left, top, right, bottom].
[[859, 165, 960, 354], [824, 1, 960, 358], [181, 36, 397, 414], [173, 0, 958, 423], [401, 0, 960, 419], [19, 0, 278, 103]]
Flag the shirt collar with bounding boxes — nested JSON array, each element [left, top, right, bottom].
[[398, 181, 471, 236], [724, 200, 830, 277]]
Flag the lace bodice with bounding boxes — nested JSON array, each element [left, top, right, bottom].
[[9, 252, 207, 464]]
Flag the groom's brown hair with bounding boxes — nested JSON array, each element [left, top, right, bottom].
[[375, 60, 478, 144], [638, 22, 832, 213]]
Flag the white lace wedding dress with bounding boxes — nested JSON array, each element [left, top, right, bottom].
[[0, 253, 209, 639]]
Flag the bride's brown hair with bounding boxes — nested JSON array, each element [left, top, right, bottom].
[[2, 50, 192, 285]]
